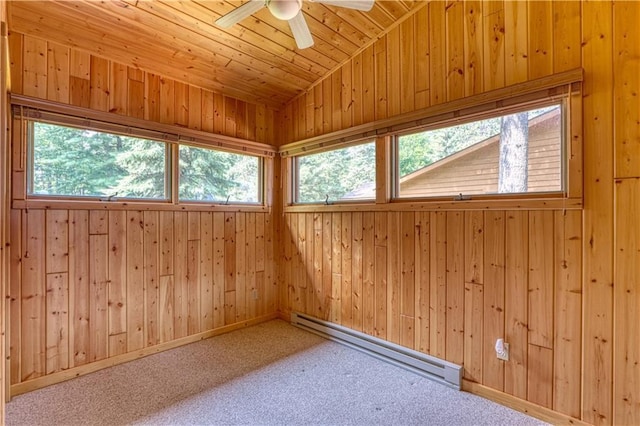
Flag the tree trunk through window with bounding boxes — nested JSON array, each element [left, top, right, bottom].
[[498, 112, 529, 193]]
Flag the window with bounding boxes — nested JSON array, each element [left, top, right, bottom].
[[29, 121, 168, 200], [23, 112, 268, 206], [179, 145, 261, 203], [294, 141, 376, 204], [396, 103, 563, 199]]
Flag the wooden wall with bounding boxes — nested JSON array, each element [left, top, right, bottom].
[[282, 210, 582, 416], [8, 32, 277, 142], [10, 210, 276, 386], [278, 1, 640, 425], [1, 0, 9, 419], [6, 32, 280, 394]]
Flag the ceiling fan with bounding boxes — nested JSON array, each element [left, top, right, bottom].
[[215, 0, 375, 49]]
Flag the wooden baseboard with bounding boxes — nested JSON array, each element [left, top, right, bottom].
[[462, 380, 589, 426], [277, 310, 291, 322], [10, 313, 278, 398]]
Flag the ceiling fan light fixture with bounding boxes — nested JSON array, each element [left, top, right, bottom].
[[267, 0, 302, 20]]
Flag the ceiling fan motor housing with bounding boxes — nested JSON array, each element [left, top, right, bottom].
[[266, 0, 303, 20]]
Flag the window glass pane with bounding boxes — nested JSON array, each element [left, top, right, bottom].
[[30, 121, 167, 199], [179, 145, 260, 203], [296, 142, 376, 203], [397, 104, 563, 198]]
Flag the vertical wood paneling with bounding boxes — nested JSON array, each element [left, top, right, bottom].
[[89, 231, 108, 362], [445, 0, 465, 102], [45, 272, 68, 374], [614, 179, 640, 425], [362, 212, 375, 335], [68, 210, 89, 367], [234, 213, 246, 322], [125, 211, 144, 352], [553, 210, 582, 418], [463, 0, 483, 96], [89, 56, 109, 112], [504, 210, 528, 399], [10, 210, 23, 383], [46, 42, 69, 104], [22, 37, 47, 99], [582, 2, 614, 415], [463, 282, 483, 382], [483, 1, 505, 91], [504, 0, 528, 85], [224, 213, 236, 324], [613, 1, 640, 179], [386, 26, 403, 117], [387, 213, 402, 342], [528, 344, 554, 408], [429, 1, 446, 105], [174, 212, 188, 336], [374, 212, 387, 338], [399, 212, 414, 348], [552, 1, 581, 74], [21, 210, 45, 380], [374, 38, 387, 120], [340, 213, 353, 329], [528, 211, 554, 349], [445, 211, 464, 364], [351, 213, 363, 332], [414, 6, 430, 109], [45, 210, 68, 274], [143, 211, 160, 347], [109, 62, 127, 115], [464, 211, 483, 285], [415, 212, 430, 354], [429, 212, 446, 358], [527, 1, 553, 79], [107, 211, 127, 357], [482, 211, 505, 391], [200, 213, 214, 330]]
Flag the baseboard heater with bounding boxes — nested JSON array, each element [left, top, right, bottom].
[[290, 312, 463, 390]]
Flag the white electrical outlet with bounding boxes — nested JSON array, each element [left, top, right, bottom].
[[495, 338, 510, 361], [252, 289, 259, 300]]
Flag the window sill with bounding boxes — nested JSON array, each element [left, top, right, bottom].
[[284, 195, 582, 213], [13, 198, 270, 213]]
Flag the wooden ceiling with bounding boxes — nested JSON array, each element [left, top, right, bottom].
[[8, 0, 423, 108]]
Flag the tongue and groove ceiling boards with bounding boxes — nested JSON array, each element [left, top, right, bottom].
[[8, 0, 422, 108]]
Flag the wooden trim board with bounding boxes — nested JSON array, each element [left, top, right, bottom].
[[463, 380, 590, 426], [9, 313, 278, 397]]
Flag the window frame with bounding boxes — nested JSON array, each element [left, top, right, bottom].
[[11, 97, 276, 212], [177, 143, 264, 205], [291, 139, 377, 205], [26, 119, 173, 202], [280, 69, 583, 212], [391, 98, 567, 202]]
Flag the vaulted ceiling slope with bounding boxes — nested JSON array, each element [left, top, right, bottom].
[[8, 0, 422, 108]]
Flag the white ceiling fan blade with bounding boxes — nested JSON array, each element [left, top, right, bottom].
[[215, 0, 265, 28], [288, 12, 314, 49], [312, 0, 374, 12]]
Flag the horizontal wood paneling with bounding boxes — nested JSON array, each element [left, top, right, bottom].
[[281, 210, 582, 412], [9, 209, 278, 387], [8, 32, 276, 144]]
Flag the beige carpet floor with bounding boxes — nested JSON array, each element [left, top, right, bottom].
[[6, 320, 548, 425]]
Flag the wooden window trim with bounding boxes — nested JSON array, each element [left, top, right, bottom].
[[279, 68, 582, 158], [282, 69, 583, 213], [11, 98, 276, 211], [11, 95, 277, 158]]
